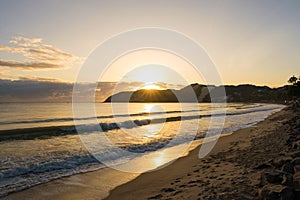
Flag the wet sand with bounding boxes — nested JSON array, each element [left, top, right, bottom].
[[107, 106, 300, 199], [3, 105, 299, 200]]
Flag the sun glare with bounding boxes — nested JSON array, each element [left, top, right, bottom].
[[142, 82, 162, 90]]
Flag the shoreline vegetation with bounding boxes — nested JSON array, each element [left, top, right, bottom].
[[2, 103, 299, 199]]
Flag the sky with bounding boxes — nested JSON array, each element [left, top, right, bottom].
[[0, 0, 300, 102]]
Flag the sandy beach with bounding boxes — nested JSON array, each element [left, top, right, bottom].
[[106, 105, 300, 200], [2, 105, 299, 200]]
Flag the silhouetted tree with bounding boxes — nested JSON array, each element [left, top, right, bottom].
[[297, 76, 300, 87], [288, 75, 300, 97], [288, 75, 298, 85]]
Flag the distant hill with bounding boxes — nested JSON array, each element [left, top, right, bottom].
[[104, 83, 290, 103]]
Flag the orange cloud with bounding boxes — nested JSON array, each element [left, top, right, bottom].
[[0, 36, 83, 70], [0, 60, 63, 70]]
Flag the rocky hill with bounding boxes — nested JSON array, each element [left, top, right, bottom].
[[104, 83, 290, 103]]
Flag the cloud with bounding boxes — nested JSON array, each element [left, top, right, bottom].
[[18, 76, 63, 82], [0, 78, 129, 102], [0, 69, 7, 76], [0, 45, 22, 52], [0, 60, 63, 70], [9, 36, 42, 47], [0, 36, 83, 70], [0, 78, 73, 102], [0, 77, 185, 102]]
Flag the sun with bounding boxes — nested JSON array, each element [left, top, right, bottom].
[[141, 82, 163, 90]]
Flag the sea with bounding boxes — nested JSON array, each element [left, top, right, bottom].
[[0, 102, 285, 197]]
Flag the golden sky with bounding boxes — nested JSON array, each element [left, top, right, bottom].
[[1, 0, 300, 95]]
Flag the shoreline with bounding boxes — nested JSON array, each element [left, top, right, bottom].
[[2, 105, 298, 199], [106, 106, 299, 199]]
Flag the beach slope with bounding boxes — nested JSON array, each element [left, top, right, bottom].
[[107, 106, 300, 199]]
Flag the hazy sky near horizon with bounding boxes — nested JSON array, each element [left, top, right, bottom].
[[1, 0, 300, 90]]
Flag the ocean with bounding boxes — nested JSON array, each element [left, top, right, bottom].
[[0, 103, 284, 197]]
